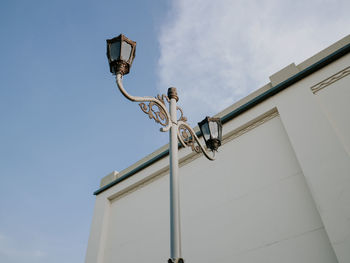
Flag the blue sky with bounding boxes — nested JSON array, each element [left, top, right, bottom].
[[0, 0, 349, 262]]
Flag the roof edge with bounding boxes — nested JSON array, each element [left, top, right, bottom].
[[221, 41, 350, 124]]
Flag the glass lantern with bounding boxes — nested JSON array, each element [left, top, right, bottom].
[[106, 34, 136, 75], [198, 116, 223, 151]]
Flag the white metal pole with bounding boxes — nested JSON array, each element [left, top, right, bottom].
[[168, 87, 182, 261]]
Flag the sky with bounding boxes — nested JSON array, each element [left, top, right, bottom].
[[0, 0, 349, 262]]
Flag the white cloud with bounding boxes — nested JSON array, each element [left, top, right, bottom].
[[157, 0, 350, 124]]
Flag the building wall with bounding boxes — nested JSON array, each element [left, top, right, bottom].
[[86, 42, 350, 263]]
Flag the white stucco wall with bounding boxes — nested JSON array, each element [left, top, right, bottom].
[[86, 39, 350, 263]]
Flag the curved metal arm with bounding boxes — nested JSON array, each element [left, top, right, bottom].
[[177, 121, 216, 161], [116, 73, 171, 132]]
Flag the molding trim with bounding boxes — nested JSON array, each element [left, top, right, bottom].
[[108, 165, 169, 202], [108, 152, 199, 202], [222, 108, 279, 145], [311, 66, 350, 94]]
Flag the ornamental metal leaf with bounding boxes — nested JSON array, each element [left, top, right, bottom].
[[156, 94, 187, 122], [139, 99, 169, 127], [156, 94, 170, 105], [177, 106, 187, 122], [178, 123, 201, 153], [138, 94, 187, 127]]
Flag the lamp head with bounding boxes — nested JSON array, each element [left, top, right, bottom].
[[198, 116, 223, 151], [106, 34, 136, 75]]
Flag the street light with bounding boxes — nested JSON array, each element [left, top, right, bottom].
[[106, 34, 136, 75], [106, 34, 223, 263], [198, 116, 222, 151]]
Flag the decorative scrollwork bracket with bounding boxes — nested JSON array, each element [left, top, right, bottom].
[[138, 94, 188, 128], [177, 121, 215, 161], [139, 95, 170, 127], [116, 73, 215, 160]]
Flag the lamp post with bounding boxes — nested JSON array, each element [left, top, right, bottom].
[[106, 34, 222, 263]]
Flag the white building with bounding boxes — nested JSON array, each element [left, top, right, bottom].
[[86, 35, 350, 263]]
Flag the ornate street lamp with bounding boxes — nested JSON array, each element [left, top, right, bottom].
[[106, 34, 136, 75], [106, 34, 222, 263], [198, 117, 222, 151]]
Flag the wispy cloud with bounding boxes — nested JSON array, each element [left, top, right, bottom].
[[157, 0, 350, 124]]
